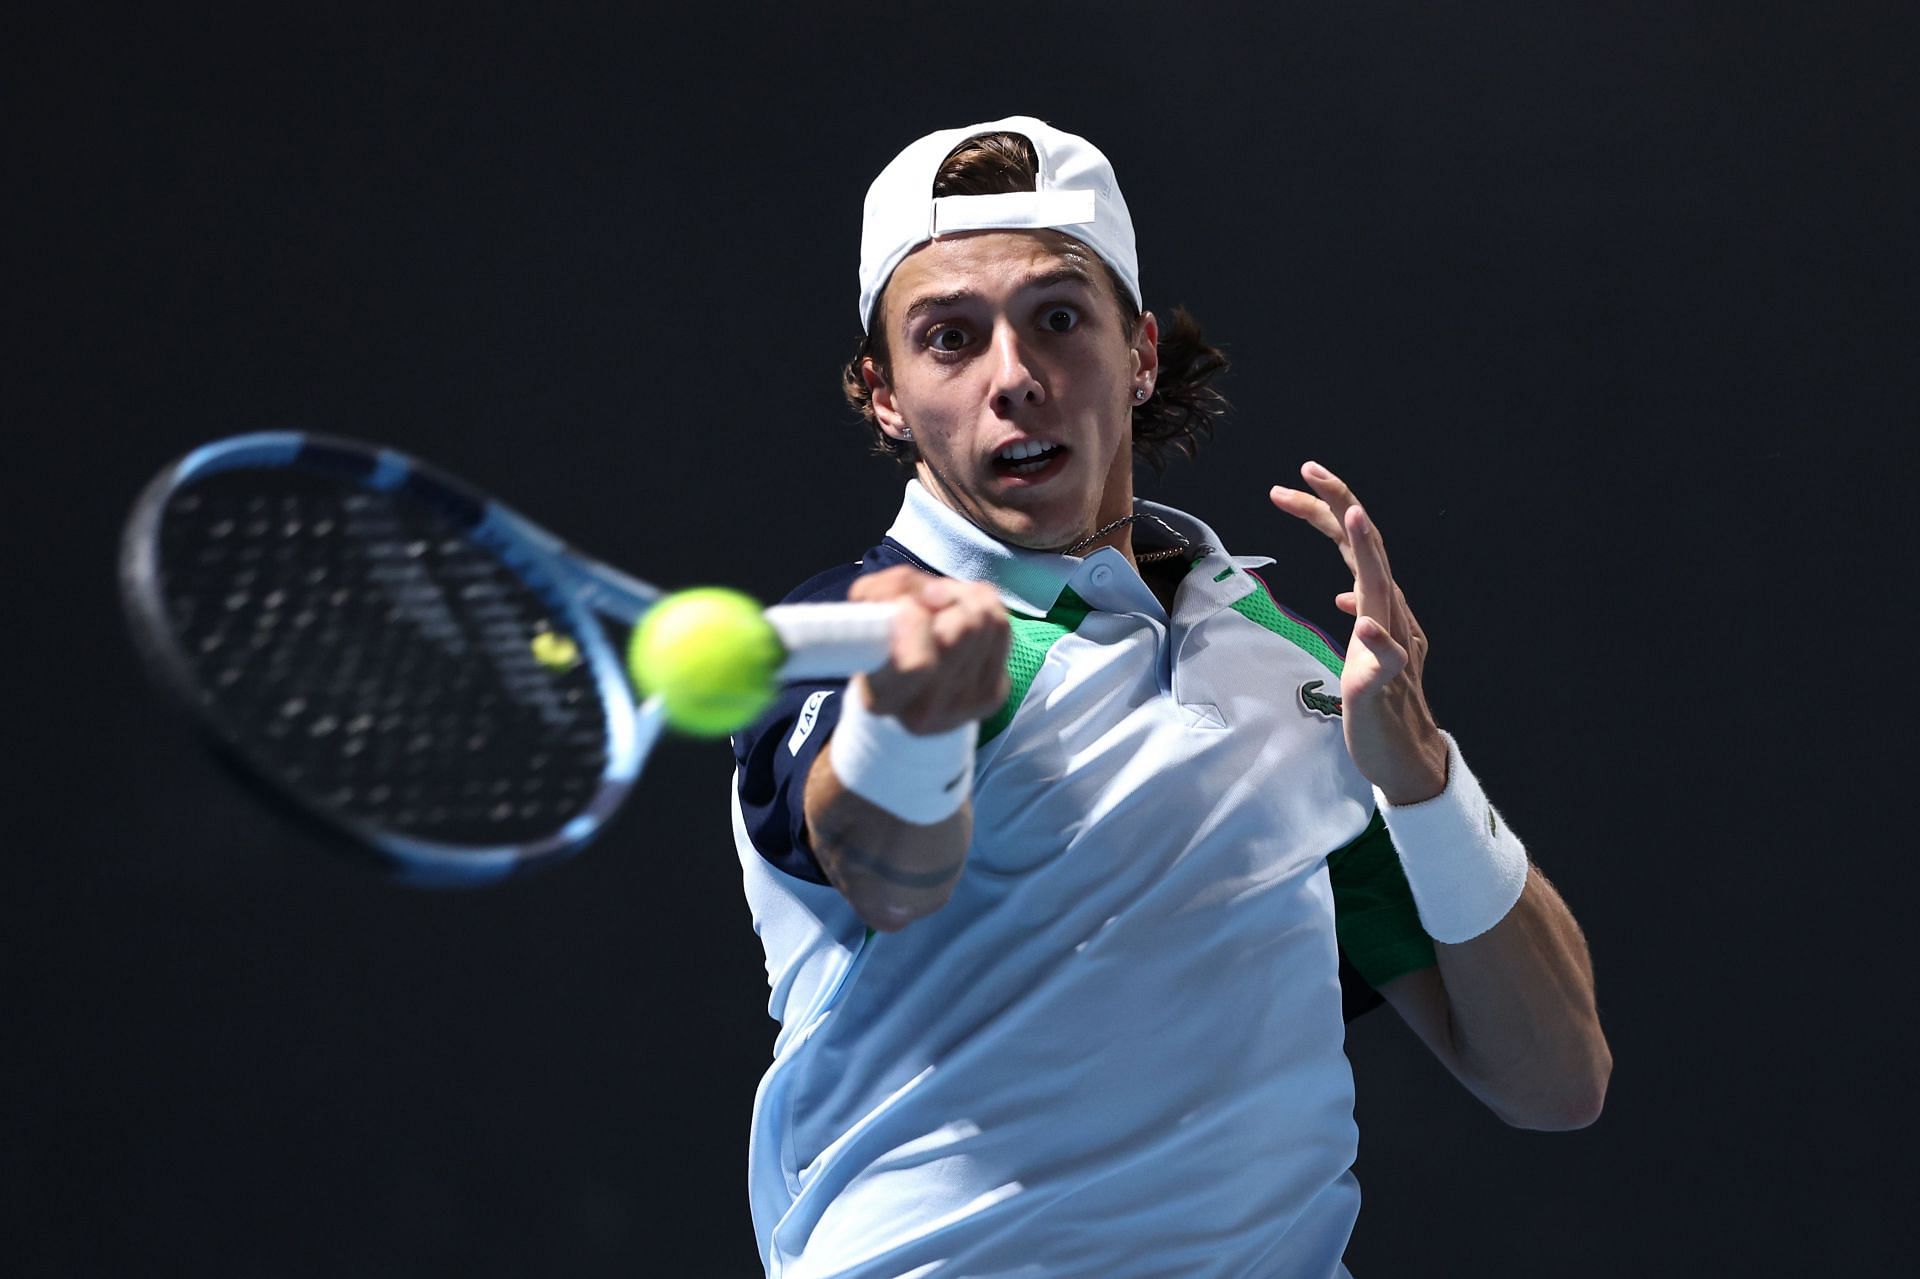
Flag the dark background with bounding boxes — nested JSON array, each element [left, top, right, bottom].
[[10, 3, 1914, 1274]]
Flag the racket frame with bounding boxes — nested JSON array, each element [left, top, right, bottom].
[[119, 431, 671, 886]]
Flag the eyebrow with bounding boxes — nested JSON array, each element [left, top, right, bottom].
[[896, 264, 1100, 331]]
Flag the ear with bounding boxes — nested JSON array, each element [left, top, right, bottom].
[[863, 357, 910, 440], [1130, 310, 1161, 389]]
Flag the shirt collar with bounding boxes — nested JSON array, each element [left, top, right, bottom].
[[882, 479, 1264, 617]]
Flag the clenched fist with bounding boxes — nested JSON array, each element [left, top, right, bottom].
[[847, 566, 1011, 736]]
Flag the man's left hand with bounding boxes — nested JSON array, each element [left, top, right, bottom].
[[1268, 462, 1449, 805]]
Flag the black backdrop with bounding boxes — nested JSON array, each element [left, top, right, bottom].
[[11, 3, 1915, 1274]]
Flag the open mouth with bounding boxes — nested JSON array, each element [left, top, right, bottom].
[[991, 440, 1069, 482]]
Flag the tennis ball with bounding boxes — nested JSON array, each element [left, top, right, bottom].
[[529, 630, 580, 670], [626, 588, 782, 737]]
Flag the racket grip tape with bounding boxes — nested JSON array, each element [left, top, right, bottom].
[[765, 603, 897, 680]]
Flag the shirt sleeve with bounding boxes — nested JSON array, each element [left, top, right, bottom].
[[1328, 809, 1438, 991], [732, 677, 844, 885]]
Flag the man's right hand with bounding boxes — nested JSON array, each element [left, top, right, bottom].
[[804, 567, 1008, 932], [847, 566, 1011, 735]]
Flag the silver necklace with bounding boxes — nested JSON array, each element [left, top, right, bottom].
[[1066, 513, 1212, 564]]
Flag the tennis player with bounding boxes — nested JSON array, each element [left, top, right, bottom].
[[730, 116, 1610, 1277]]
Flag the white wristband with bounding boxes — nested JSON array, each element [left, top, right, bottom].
[[1375, 733, 1529, 944], [828, 687, 976, 825]]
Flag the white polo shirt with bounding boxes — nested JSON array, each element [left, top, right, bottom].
[[729, 481, 1433, 1278]]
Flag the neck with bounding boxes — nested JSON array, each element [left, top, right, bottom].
[[1067, 512, 1139, 566]]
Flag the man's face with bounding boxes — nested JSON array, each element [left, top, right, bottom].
[[865, 231, 1158, 552]]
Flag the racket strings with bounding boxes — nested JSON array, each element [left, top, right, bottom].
[[157, 472, 611, 845]]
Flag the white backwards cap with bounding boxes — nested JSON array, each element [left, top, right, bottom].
[[858, 115, 1141, 332]]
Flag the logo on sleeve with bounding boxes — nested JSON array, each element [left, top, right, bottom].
[[1297, 680, 1343, 719], [787, 689, 833, 756]]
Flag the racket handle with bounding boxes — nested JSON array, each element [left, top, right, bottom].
[[765, 602, 897, 680]]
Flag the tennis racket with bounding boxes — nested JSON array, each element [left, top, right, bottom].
[[119, 431, 894, 886]]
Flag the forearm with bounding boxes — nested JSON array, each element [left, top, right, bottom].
[[794, 570, 1004, 933], [804, 742, 971, 932], [1271, 467, 1610, 1126], [1429, 867, 1611, 1130], [1377, 734, 1611, 1129]]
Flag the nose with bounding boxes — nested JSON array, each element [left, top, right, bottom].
[[986, 322, 1045, 415]]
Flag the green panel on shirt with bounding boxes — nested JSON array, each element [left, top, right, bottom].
[[978, 572, 1433, 989], [1328, 810, 1437, 987], [979, 587, 1092, 745], [1226, 581, 1343, 676], [1219, 572, 1429, 983]]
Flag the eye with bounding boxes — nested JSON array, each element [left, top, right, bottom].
[[926, 325, 969, 353], [1041, 305, 1080, 333]]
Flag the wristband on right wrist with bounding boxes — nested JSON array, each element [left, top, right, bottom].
[[829, 686, 976, 825]]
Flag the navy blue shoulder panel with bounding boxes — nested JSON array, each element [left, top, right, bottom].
[[730, 543, 923, 884]]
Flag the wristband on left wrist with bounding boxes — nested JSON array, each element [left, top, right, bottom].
[[1374, 732, 1529, 944]]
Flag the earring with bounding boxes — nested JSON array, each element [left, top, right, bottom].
[[900, 427, 913, 439], [1134, 388, 1149, 402]]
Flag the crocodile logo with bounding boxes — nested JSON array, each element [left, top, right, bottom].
[[1298, 679, 1343, 719]]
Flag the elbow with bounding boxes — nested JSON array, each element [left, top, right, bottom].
[[847, 874, 961, 934], [814, 829, 967, 933], [855, 890, 953, 934], [1503, 1087, 1605, 1133], [1496, 1038, 1612, 1132]]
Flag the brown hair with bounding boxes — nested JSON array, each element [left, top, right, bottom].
[[842, 131, 1230, 473]]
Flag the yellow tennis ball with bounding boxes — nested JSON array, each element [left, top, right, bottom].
[[529, 630, 580, 670], [626, 588, 782, 737]]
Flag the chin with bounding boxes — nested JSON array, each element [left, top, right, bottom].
[[983, 505, 1087, 553], [927, 463, 1096, 552]]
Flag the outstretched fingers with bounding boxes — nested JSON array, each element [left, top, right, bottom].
[[1269, 460, 1373, 581], [1268, 483, 1349, 548], [1345, 503, 1394, 624], [1300, 461, 1357, 525], [1276, 463, 1423, 672], [1345, 611, 1410, 694]]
